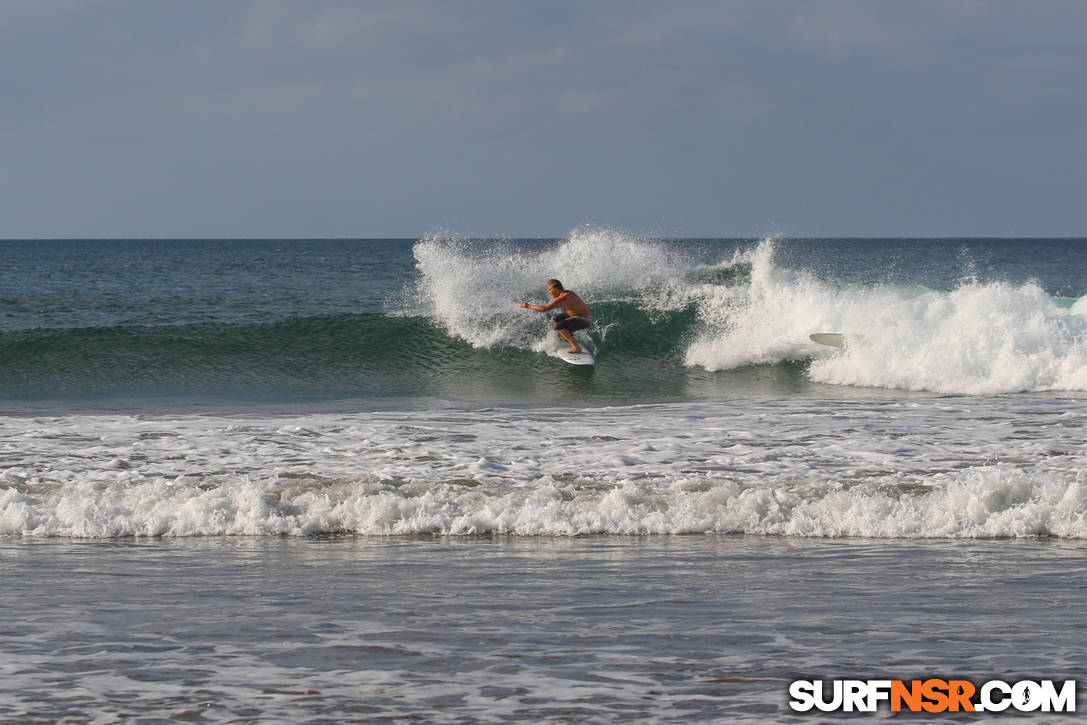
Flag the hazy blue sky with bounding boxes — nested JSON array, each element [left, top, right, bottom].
[[2, 0, 1085, 238]]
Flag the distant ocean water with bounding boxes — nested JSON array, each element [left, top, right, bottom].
[[2, 232, 1086, 721]]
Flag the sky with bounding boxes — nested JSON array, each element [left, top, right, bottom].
[[1, 0, 1085, 239]]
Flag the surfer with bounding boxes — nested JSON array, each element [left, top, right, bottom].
[[519, 279, 591, 353]]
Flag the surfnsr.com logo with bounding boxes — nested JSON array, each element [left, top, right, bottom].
[[788, 679, 1076, 714]]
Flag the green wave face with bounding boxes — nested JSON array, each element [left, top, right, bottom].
[[0, 304, 753, 403]]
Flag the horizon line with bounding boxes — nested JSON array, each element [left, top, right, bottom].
[[2, 235, 1086, 242]]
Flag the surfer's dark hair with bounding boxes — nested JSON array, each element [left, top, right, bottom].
[[547, 279, 564, 290]]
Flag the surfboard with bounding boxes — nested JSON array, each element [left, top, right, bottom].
[[552, 349, 595, 366], [809, 333, 845, 348]]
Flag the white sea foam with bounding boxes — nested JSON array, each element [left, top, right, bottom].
[[685, 240, 1087, 394], [3, 398, 1084, 539], [406, 227, 690, 350]]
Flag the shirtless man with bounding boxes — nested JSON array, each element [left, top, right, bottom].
[[519, 279, 591, 353]]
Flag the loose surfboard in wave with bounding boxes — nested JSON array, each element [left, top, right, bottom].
[[809, 333, 845, 348]]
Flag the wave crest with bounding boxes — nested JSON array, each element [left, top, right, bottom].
[[683, 240, 1087, 394], [5, 465, 1084, 539]]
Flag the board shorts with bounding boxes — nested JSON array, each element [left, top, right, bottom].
[[552, 313, 591, 333]]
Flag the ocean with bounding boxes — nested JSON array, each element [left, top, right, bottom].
[[2, 231, 1085, 722]]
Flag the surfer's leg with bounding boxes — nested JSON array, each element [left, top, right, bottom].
[[552, 313, 582, 352], [557, 328, 581, 353]]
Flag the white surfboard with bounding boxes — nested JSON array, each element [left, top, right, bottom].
[[809, 333, 845, 348], [552, 349, 595, 366]]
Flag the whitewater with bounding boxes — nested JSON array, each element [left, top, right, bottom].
[[2, 396, 1085, 539]]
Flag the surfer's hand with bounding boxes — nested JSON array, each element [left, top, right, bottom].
[[519, 302, 529, 308]]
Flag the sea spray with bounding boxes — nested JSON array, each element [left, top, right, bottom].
[[681, 240, 1087, 394], [684, 239, 847, 369], [405, 227, 701, 351], [809, 282, 1087, 393]]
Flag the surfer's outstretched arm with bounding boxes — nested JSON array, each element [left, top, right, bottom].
[[519, 297, 561, 312]]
